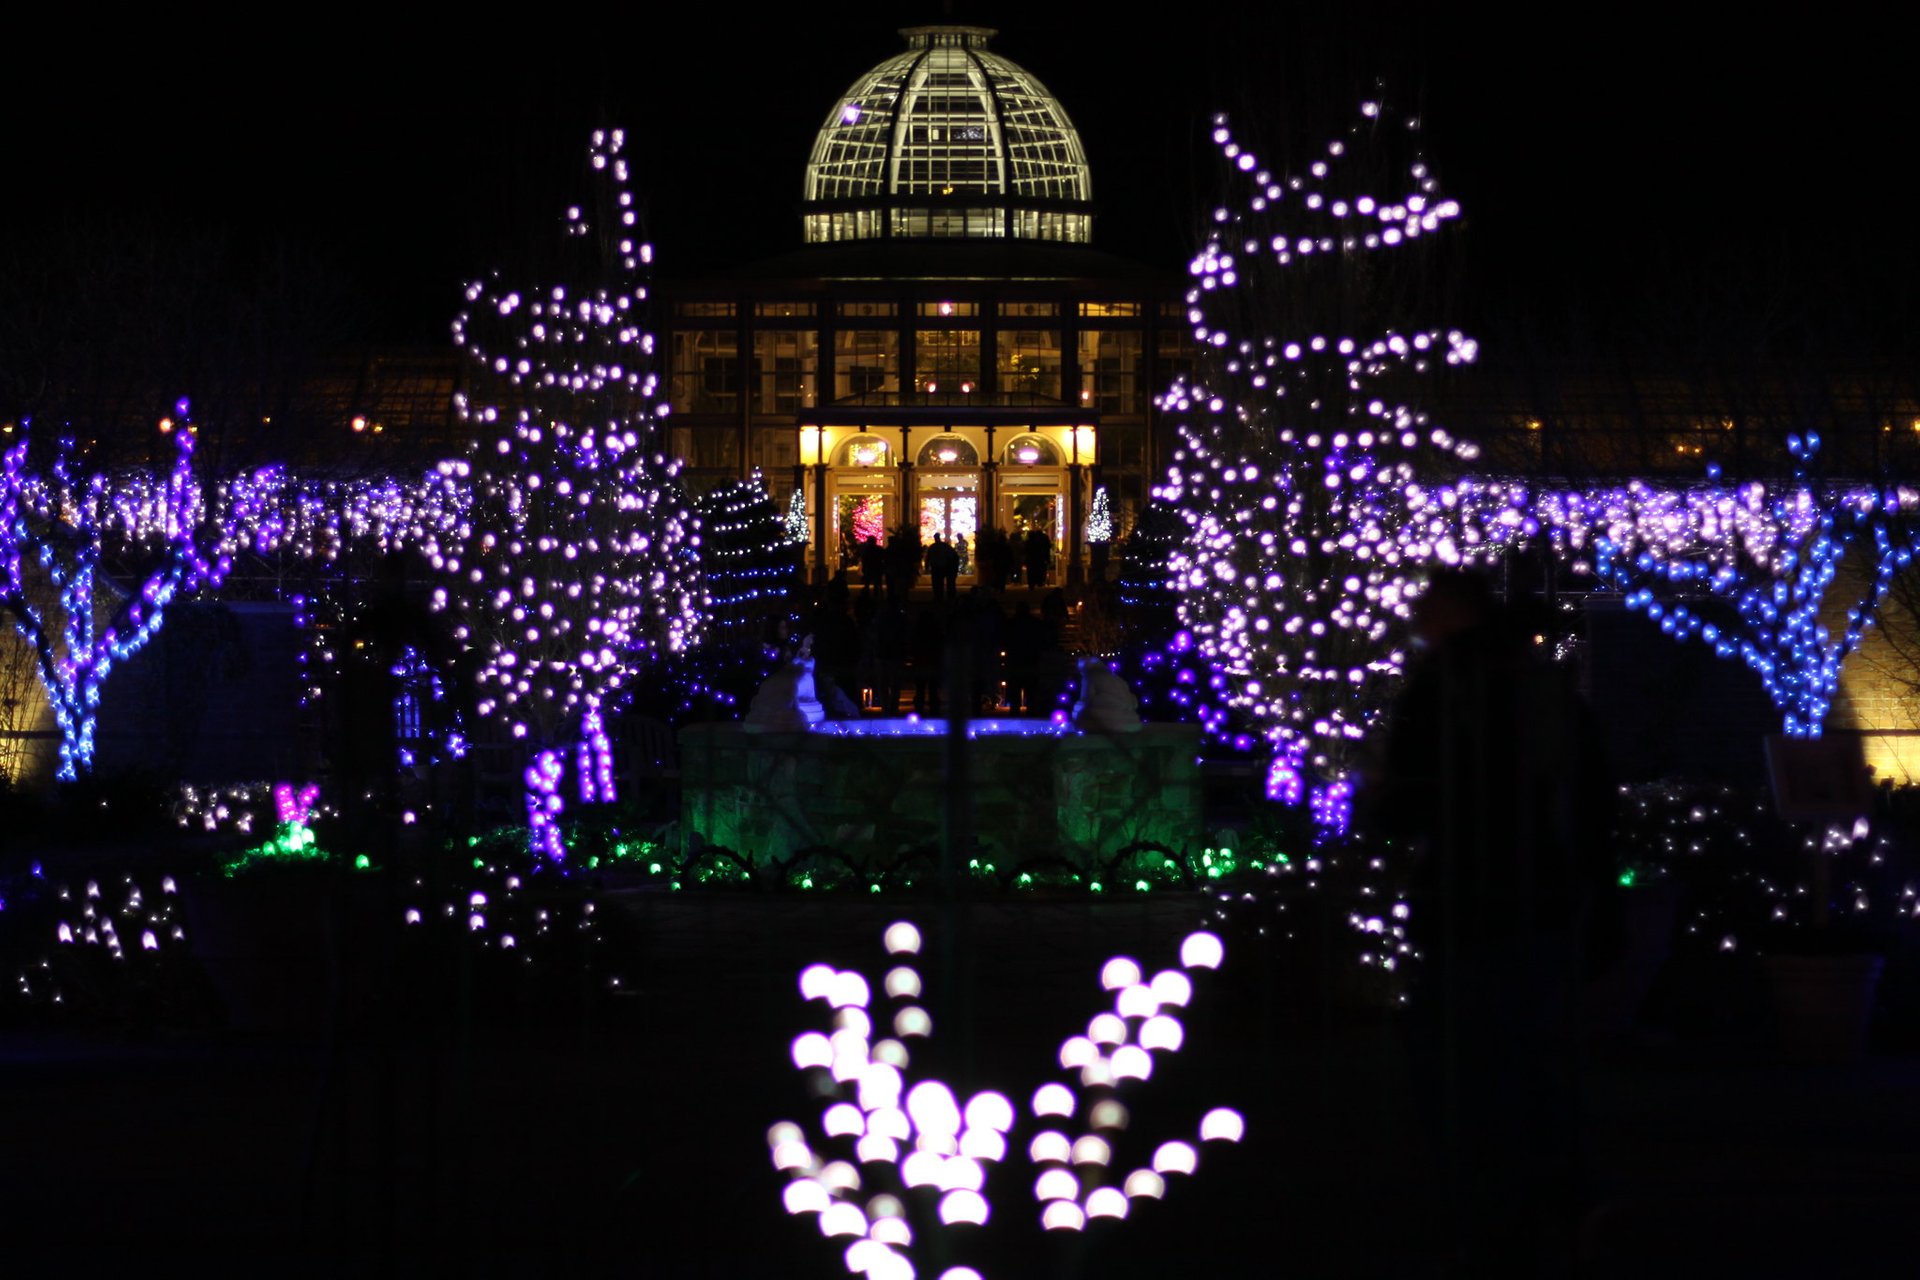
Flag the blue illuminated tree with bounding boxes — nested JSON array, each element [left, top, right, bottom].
[[0, 414, 250, 780], [1586, 434, 1917, 738]]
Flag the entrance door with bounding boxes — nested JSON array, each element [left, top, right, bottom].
[[917, 471, 980, 576], [832, 488, 893, 578], [919, 491, 979, 575], [1002, 488, 1065, 585]]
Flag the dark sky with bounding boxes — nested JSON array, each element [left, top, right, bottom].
[[9, 3, 1915, 356]]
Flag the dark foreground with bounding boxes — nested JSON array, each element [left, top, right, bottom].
[[4, 893, 1917, 1278]]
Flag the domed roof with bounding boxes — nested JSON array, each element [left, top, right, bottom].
[[803, 26, 1093, 246]]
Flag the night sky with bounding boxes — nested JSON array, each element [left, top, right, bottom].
[[8, 3, 1915, 359]]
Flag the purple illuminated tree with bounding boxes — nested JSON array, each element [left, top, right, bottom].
[[424, 129, 702, 860], [1158, 97, 1483, 829], [0, 412, 247, 781]]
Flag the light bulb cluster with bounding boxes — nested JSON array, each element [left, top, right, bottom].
[[771, 922, 1242, 1279]]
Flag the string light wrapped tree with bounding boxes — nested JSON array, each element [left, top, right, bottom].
[[1158, 97, 1481, 830], [425, 129, 702, 861], [693, 471, 802, 653], [0, 410, 256, 781], [1565, 436, 1918, 742]]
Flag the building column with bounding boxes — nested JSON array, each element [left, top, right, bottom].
[[1066, 462, 1084, 587], [813, 464, 829, 581]]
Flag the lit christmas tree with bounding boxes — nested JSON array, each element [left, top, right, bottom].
[[694, 471, 801, 652], [785, 487, 810, 547], [1158, 97, 1480, 827], [0, 410, 257, 780], [424, 129, 702, 860]]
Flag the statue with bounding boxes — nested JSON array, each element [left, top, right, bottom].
[[1070, 656, 1142, 733], [745, 636, 827, 731]]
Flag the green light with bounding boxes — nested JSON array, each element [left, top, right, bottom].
[[354, 854, 371, 870], [1134, 879, 1150, 892], [1618, 868, 1638, 888], [801, 875, 814, 889], [648, 862, 662, 874], [1090, 881, 1103, 893], [869, 883, 881, 893]]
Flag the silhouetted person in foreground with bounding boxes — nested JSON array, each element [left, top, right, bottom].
[[1369, 570, 1613, 1274], [926, 532, 959, 605], [1023, 526, 1053, 588]]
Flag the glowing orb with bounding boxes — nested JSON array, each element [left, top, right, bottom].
[[1139, 1015, 1184, 1052], [1035, 1168, 1079, 1201], [819, 1203, 866, 1237], [1200, 1107, 1246, 1142], [1180, 931, 1225, 970], [939, 1189, 989, 1225], [1152, 1141, 1198, 1175], [1029, 1131, 1071, 1163], [1070, 1135, 1111, 1166], [782, 1179, 829, 1215]]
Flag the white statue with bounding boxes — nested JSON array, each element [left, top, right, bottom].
[[1071, 656, 1142, 732], [745, 638, 827, 731]]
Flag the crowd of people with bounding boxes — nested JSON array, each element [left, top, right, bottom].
[[798, 528, 1077, 717], [842, 522, 1058, 603]]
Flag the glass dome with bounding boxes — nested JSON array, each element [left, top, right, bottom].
[[804, 26, 1093, 245]]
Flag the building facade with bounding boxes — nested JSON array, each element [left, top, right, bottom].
[[656, 25, 1190, 583]]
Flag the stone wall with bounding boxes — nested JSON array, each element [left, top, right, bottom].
[[678, 721, 1204, 868]]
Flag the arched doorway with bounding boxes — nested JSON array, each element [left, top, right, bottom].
[[915, 434, 980, 575]]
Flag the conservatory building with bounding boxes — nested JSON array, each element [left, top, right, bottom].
[[657, 24, 1190, 583]]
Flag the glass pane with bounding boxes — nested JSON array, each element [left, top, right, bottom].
[[1077, 329, 1143, 414], [752, 330, 818, 413], [996, 328, 1061, 400], [670, 330, 740, 413], [833, 330, 899, 401], [919, 493, 979, 568], [915, 329, 980, 393], [836, 494, 889, 569]]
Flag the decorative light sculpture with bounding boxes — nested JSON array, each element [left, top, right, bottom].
[[770, 923, 1242, 1278]]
